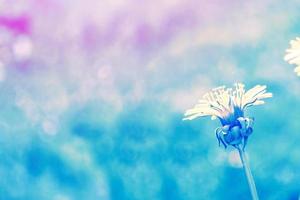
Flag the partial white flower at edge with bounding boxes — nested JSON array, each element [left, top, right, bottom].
[[284, 37, 300, 76]]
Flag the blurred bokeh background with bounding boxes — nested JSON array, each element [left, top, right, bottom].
[[0, 0, 300, 199]]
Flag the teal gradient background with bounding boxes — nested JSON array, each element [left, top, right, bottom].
[[0, 0, 300, 199]]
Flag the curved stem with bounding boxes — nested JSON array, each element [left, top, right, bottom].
[[237, 145, 259, 200]]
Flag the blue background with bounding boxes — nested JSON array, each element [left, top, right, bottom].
[[0, 0, 300, 199]]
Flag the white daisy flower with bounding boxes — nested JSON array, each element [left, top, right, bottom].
[[183, 83, 272, 148], [284, 37, 300, 76]]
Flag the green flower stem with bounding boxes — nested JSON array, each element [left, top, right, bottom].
[[237, 145, 259, 200]]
